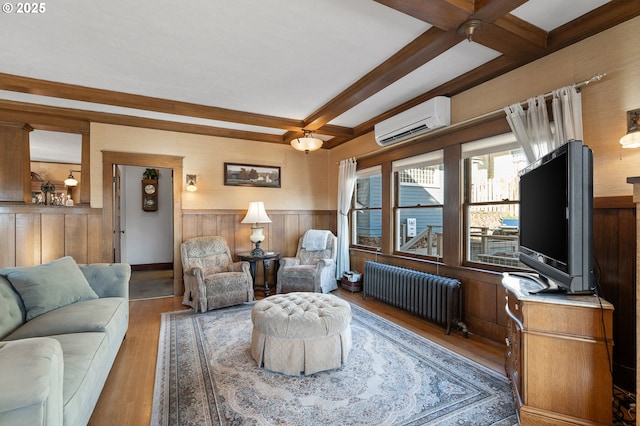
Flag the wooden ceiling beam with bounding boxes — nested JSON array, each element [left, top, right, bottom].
[[0, 99, 285, 143], [546, 0, 640, 51], [0, 73, 305, 132], [303, 27, 461, 131], [374, 0, 471, 31]]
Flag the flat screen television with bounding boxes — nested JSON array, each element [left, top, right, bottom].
[[518, 140, 594, 294]]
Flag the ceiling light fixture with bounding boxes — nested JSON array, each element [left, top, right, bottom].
[[620, 109, 640, 148], [458, 19, 483, 42], [291, 130, 323, 154]]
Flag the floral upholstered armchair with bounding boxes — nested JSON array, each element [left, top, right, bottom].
[[276, 230, 338, 294], [181, 236, 254, 312]]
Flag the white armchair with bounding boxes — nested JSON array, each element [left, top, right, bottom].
[[276, 230, 338, 294]]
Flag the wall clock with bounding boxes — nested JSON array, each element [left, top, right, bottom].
[[142, 179, 158, 211]]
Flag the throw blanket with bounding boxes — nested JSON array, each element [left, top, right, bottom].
[[302, 230, 331, 251]]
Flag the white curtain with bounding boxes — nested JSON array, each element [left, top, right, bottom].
[[552, 85, 583, 145], [504, 95, 554, 163], [504, 85, 583, 163], [336, 158, 357, 279]]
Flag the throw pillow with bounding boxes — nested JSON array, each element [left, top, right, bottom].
[[0, 256, 99, 321]]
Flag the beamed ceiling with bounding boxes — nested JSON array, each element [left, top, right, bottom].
[[1, 0, 639, 150]]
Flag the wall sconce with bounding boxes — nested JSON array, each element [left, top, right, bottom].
[[240, 201, 272, 255], [186, 174, 197, 192], [64, 170, 81, 187], [291, 130, 323, 154], [620, 109, 640, 148]]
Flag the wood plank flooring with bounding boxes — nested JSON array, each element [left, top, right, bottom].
[[88, 289, 506, 426]]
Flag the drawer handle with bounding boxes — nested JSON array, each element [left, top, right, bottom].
[[505, 302, 524, 331]]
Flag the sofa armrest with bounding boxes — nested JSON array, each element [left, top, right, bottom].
[[228, 261, 250, 274], [0, 338, 64, 426], [79, 263, 131, 299], [182, 267, 208, 312], [316, 258, 335, 269], [279, 257, 300, 268]]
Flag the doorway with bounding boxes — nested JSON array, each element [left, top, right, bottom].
[[117, 165, 174, 299], [102, 151, 184, 296]]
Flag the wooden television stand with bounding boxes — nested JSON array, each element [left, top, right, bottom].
[[502, 273, 614, 425]]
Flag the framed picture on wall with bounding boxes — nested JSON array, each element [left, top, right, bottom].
[[224, 163, 281, 188]]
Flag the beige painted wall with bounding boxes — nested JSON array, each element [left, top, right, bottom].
[[330, 16, 640, 199], [90, 124, 332, 210]]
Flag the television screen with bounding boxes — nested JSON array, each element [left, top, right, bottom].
[[518, 140, 594, 294], [519, 149, 568, 271]]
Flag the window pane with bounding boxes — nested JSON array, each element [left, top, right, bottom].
[[356, 174, 382, 208], [468, 204, 523, 267], [353, 172, 382, 249], [397, 207, 443, 256], [469, 149, 526, 203], [398, 165, 443, 207], [354, 209, 382, 248]]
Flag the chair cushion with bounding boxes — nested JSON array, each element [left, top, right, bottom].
[[0, 257, 98, 321]]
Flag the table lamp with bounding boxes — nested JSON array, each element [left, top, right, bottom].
[[241, 201, 272, 255]]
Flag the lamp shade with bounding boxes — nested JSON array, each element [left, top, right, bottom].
[[620, 131, 640, 148], [620, 109, 640, 148], [241, 201, 272, 225], [64, 171, 78, 187], [291, 130, 323, 153]]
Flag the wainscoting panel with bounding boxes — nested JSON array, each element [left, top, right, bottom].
[[349, 250, 506, 342], [182, 209, 337, 285], [593, 196, 636, 393], [0, 206, 105, 267]]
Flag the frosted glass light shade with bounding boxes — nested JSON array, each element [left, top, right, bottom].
[[291, 130, 323, 153], [620, 110, 640, 149], [620, 130, 640, 148], [64, 171, 78, 187]]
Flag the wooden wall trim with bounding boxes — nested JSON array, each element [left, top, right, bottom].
[[594, 195, 634, 209], [102, 151, 183, 295], [183, 209, 336, 215]]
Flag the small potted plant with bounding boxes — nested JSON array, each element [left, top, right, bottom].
[[143, 168, 159, 180]]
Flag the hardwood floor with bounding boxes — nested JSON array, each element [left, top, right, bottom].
[[88, 289, 506, 425]]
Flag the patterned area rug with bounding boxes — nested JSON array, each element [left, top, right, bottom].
[[151, 303, 517, 425]]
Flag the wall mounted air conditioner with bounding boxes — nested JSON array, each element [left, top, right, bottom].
[[374, 96, 451, 146]]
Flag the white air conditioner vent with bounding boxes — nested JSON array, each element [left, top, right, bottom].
[[374, 96, 451, 146]]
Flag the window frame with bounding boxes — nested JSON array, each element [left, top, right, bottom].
[[462, 134, 526, 271], [351, 166, 383, 251], [392, 150, 444, 259]]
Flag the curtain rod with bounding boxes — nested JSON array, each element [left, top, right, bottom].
[[339, 73, 607, 165]]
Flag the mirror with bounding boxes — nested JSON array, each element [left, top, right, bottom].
[[30, 130, 82, 205]]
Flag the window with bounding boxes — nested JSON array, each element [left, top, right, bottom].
[[463, 134, 527, 267], [393, 151, 444, 257], [352, 166, 382, 249]]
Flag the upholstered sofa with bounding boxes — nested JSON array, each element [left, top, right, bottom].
[[0, 256, 130, 426]]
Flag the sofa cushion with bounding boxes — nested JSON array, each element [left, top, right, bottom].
[[3, 297, 128, 341], [52, 332, 109, 426], [0, 276, 26, 340], [0, 257, 98, 321], [0, 337, 64, 426]]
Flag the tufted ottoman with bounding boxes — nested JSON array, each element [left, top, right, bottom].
[[250, 292, 352, 376]]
